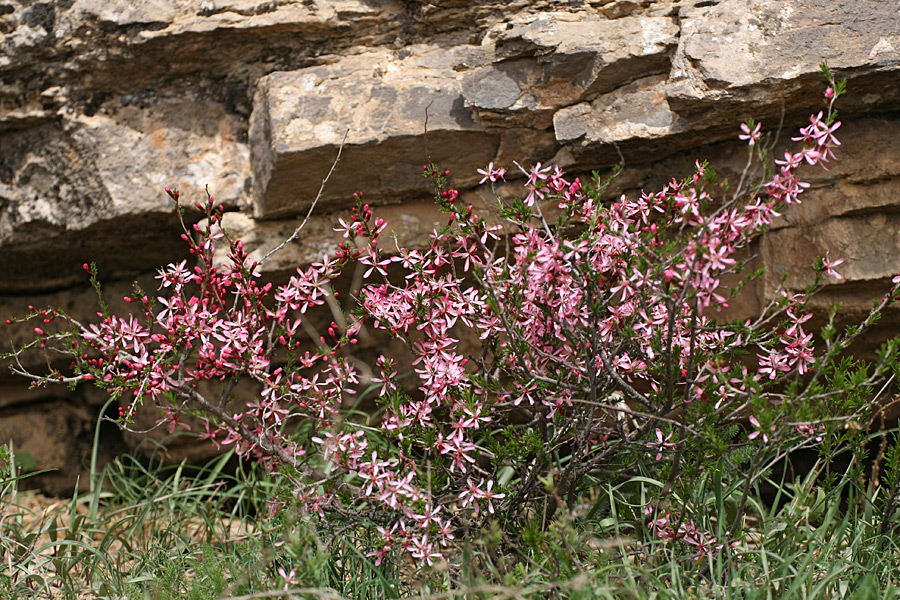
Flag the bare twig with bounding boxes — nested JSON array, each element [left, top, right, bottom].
[[260, 129, 350, 265]]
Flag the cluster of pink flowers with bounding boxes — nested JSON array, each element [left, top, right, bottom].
[[20, 78, 868, 568], [74, 195, 363, 472], [647, 507, 736, 561]]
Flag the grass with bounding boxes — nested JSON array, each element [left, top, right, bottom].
[[3, 435, 900, 599]]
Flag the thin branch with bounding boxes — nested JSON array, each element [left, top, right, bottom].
[[260, 129, 350, 265]]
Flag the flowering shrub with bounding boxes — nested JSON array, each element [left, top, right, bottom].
[[10, 65, 900, 568]]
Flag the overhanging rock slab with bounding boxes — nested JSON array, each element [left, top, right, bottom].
[[250, 46, 500, 220], [668, 0, 900, 118], [461, 12, 678, 128]]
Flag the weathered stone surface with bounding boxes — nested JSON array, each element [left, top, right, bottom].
[[764, 214, 900, 294], [553, 74, 694, 165], [67, 99, 249, 211], [557, 0, 900, 168], [250, 46, 500, 219], [462, 13, 678, 128], [668, 0, 900, 117], [0, 97, 247, 292], [757, 118, 900, 304], [769, 119, 900, 225], [592, 0, 652, 20], [0, 1, 400, 100]]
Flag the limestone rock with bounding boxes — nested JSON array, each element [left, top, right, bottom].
[[555, 0, 900, 170], [764, 213, 900, 295], [768, 119, 900, 228], [249, 45, 499, 219], [0, 96, 248, 292], [462, 13, 678, 128], [592, 0, 653, 20], [553, 75, 692, 165], [668, 0, 900, 118], [67, 99, 249, 213], [758, 118, 900, 304]]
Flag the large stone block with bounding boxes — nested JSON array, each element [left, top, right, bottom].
[[0, 0, 401, 126], [461, 13, 678, 128], [765, 119, 900, 230], [762, 213, 900, 310], [553, 1, 900, 169], [667, 0, 900, 117], [0, 97, 248, 292], [249, 46, 501, 219], [553, 74, 695, 165]]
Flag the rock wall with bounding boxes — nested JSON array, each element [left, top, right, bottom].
[[1, 0, 899, 493]]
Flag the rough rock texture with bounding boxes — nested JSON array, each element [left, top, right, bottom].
[[2, 0, 900, 493], [250, 46, 498, 218]]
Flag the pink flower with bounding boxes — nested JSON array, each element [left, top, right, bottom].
[[739, 121, 762, 146], [822, 251, 844, 280], [458, 478, 505, 514], [651, 428, 676, 461], [476, 162, 506, 184], [795, 423, 825, 443], [526, 162, 551, 187], [748, 415, 776, 444], [276, 567, 301, 591]]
